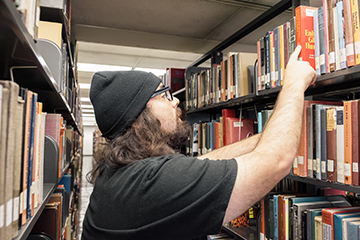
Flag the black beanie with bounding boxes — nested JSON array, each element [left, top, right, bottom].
[[90, 70, 161, 139]]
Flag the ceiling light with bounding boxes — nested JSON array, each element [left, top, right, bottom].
[[81, 104, 93, 109], [79, 83, 91, 89], [80, 97, 91, 102]]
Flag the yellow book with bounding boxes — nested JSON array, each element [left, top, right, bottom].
[[38, 21, 63, 49], [237, 52, 257, 97], [279, 24, 285, 85], [350, 0, 360, 64]]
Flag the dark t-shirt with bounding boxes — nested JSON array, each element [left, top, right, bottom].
[[81, 154, 237, 240]]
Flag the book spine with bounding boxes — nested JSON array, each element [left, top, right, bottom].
[[284, 22, 290, 68], [260, 37, 265, 90], [307, 106, 314, 178], [334, 6, 341, 71], [315, 104, 322, 180], [265, 31, 271, 89], [327, 0, 337, 71], [321, 108, 328, 181], [274, 26, 280, 87], [257, 40, 262, 91], [314, 8, 321, 75], [323, 0, 330, 72], [337, 1, 347, 69], [319, 7, 327, 74], [296, 6, 316, 70], [289, 16, 297, 58], [343, 0, 356, 67], [270, 31, 276, 88], [274, 195, 279, 240], [350, 0, 360, 64], [279, 24, 285, 85], [351, 100, 359, 185], [327, 107, 337, 182], [337, 106, 345, 183], [344, 101, 352, 184]]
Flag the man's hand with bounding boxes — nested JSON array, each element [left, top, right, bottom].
[[283, 45, 317, 92]]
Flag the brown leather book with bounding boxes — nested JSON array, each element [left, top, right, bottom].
[[326, 107, 337, 182], [351, 100, 359, 185]]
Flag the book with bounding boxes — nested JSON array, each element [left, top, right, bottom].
[[314, 8, 321, 75], [314, 215, 322, 240], [31, 202, 61, 240], [222, 109, 236, 146], [227, 52, 237, 100], [346, 220, 360, 240], [351, 100, 359, 186], [283, 21, 290, 69], [318, 7, 327, 74], [337, 0, 347, 69], [307, 208, 323, 240], [307, 106, 314, 177], [342, 0, 356, 67], [279, 24, 285, 85], [260, 37, 266, 90], [225, 117, 255, 145], [334, 5, 341, 71], [288, 17, 297, 60], [326, 0, 337, 71], [270, 31, 276, 88], [326, 107, 337, 182], [334, 212, 360, 239], [237, 52, 257, 97], [337, 106, 345, 183], [257, 40, 261, 91], [344, 101, 352, 184], [350, 0, 360, 64], [322, 0, 330, 73], [274, 26, 280, 87], [166, 68, 185, 93], [38, 21, 63, 49], [322, 206, 360, 240], [265, 31, 271, 89], [295, 5, 317, 70]]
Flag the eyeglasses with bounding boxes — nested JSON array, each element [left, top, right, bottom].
[[151, 86, 173, 101]]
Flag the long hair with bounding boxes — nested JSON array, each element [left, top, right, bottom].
[[87, 107, 176, 184]]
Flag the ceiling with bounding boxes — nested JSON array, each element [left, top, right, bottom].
[[71, 0, 322, 126]]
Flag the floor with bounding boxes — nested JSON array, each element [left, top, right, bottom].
[[77, 155, 94, 239]]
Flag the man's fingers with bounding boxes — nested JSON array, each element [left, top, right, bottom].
[[288, 45, 301, 64]]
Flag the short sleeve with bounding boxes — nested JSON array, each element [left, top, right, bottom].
[[136, 154, 237, 239]]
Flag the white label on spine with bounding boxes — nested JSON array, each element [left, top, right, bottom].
[[13, 197, 19, 221], [355, 41, 360, 55], [0, 205, 4, 228], [298, 156, 304, 165], [320, 54, 325, 65], [340, 48, 347, 62], [6, 199, 12, 226], [329, 52, 335, 64], [321, 161, 326, 173], [328, 159, 334, 172], [308, 158, 313, 171], [344, 163, 351, 176], [346, 43, 355, 56], [315, 57, 320, 69], [293, 157, 298, 168], [353, 162, 359, 173]]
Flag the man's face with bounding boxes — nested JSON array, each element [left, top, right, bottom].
[[147, 84, 191, 149]]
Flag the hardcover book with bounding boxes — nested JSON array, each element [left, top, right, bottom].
[[326, 0, 337, 71], [350, 0, 360, 64], [342, 0, 356, 67], [326, 107, 337, 182], [336, 106, 345, 183], [295, 5, 317, 70]]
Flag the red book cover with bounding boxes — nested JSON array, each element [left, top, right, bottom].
[[166, 68, 185, 93], [295, 5, 317, 70], [225, 117, 255, 145], [351, 100, 359, 185], [215, 122, 220, 149], [295, 100, 342, 177], [344, 101, 352, 185], [257, 40, 261, 91], [222, 109, 236, 146]]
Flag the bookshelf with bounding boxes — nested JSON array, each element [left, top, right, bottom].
[[184, 0, 360, 239], [0, 0, 83, 239]]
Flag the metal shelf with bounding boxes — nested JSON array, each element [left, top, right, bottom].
[[222, 225, 258, 240]]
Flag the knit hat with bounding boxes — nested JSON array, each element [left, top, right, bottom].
[[90, 71, 161, 139]]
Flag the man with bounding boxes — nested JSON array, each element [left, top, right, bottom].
[[81, 45, 316, 240]]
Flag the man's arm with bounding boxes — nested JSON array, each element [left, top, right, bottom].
[[222, 45, 317, 224], [198, 133, 262, 160]]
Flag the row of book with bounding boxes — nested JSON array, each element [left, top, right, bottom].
[[185, 52, 257, 111], [293, 99, 360, 187], [257, 191, 360, 240], [0, 80, 78, 239]]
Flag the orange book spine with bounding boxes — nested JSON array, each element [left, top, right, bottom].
[[344, 101, 352, 184], [295, 5, 317, 70]]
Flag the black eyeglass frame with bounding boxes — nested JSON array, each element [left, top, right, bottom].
[[151, 86, 173, 101]]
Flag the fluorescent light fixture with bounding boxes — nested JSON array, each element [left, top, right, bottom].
[[134, 67, 166, 76], [77, 63, 132, 72], [79, 83, 91, 89], [80, 97, 91, 102]]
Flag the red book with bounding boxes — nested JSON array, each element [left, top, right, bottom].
[[295, 5, 317, 70], [322, 206, 360, 240], [215, 122, 220, 149], [225, 117, 255, 145], [351, 100, 359, 185], [222, 109, 236, 146], [166, 68, 185, 93], [257, 40, 261, 91], [295, 100, 342, 177], [344, 101, 352, 185]]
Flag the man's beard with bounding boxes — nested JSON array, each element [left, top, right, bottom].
[[163, 108, 191, 150]]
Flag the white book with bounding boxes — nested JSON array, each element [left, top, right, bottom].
[[336, 106, 345, 183], [333, 7, 341, 71]]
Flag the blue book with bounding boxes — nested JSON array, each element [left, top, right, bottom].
[[258, 112, 262, 133], [274, 26, 280, 87], [26, 92, 37, 219], [58, 173, 72, 194], [346, 220, 360, 240], [273, 195, 279, 240], [333, 212, 360, 240], [337, 1, 347, 69], [265, 31, 271, 89], [318, 7, 327, 74], [306, 208, 322, 240], [314, 8, 321, 75]]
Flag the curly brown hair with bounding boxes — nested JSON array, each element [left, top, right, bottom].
[[87, 107, 190, 184]]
